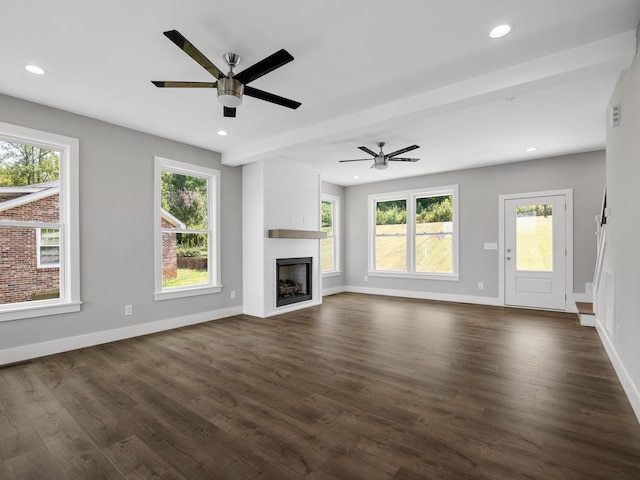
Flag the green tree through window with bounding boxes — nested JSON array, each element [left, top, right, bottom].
[[0, 141, 59, 186]]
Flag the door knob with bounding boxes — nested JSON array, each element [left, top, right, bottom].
[[506, 257, 511, 260]]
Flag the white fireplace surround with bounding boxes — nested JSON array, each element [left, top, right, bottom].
[[242, 159, 322, 317]]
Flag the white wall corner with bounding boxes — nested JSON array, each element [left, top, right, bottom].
[[323, 286, 346, 297]]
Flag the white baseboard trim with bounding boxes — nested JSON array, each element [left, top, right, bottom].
[[595, 318, 640, 424], [323, 286, 346, 296], [244, 299, 323, 318], [0, 306, 243, 366], [343, 285, 503, 306]]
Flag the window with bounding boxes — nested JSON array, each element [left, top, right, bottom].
[[369, 185, 458, 280], [154, 156, 221, 300], [37, 228, 60, 267], [415, 194, 454, 273], [0, 122, 80, 321], [374, 199, 407, 271], [321, 194, 341, 275]]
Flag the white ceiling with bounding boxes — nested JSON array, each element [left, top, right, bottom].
[[1, 1, 639, 186]]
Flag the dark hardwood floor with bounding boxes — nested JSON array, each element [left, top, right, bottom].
[[2, 293, 640, 479]]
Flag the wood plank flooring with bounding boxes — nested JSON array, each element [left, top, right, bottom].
[[2, 292, 640, 479]]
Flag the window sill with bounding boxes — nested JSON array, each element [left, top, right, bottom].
[[367, 271, 459, 282], [155, 285, 222, 301], [322, 271, 342, 278], [0, 301, 82, 323]]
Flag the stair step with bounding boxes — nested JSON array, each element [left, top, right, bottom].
[[576, 302, 594, 315]]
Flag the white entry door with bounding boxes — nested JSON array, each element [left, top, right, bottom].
[[504, 195, 566, 310]]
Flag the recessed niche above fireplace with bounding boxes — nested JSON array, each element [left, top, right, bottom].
[[276, 257, 312, 307]]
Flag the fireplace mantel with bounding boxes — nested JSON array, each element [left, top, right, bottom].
[[268, 229, 327, 239]]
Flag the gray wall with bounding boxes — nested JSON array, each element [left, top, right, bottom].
[[0, 93, 243, 351], [344, 152, 605, 298], [600, 31, 640, 416], [321, 181, 345, 292]]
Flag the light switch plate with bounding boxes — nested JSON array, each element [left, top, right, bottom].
[[484, 242, 498, 250]]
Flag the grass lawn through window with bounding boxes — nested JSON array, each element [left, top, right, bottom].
[[375, 223, 452, 272], [374, 217, 552, 272], [321, 238, 334, 271], [516, 215, 553, 271], [163, 269, 208, 288]]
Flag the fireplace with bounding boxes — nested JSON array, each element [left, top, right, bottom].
[[276, 257, 312, 307]]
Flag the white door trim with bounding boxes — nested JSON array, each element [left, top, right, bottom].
[[498, 189, 573, 310]]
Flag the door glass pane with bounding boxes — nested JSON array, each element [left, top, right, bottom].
[[516, 204, 553, 271]]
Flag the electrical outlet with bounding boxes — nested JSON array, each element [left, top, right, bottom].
[[124, 304, 133, 316], [364, 275, 368, 282], [478, 282, 484, 290], [230, 290, 236, 299]]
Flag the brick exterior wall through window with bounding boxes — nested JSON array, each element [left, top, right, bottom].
[[161, 217, 178, 280], [0, 194, 60, 305]]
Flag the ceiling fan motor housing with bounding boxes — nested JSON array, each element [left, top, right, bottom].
[[374, 156, 388, 169], [217, 77, 244, 107]]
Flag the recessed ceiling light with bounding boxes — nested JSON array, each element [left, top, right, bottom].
[[353, 176, 359, 179], [525, 147, 537, 152], [25, 65, 46, 75], [217, 130, 228, 136], [489, 24, 511, 38]]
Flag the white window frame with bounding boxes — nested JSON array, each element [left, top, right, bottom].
[[0, 122, 81, 322], [154, 156, 222, 300], [368, 185, 459, 281], [37, 227, 61, 268], [321, 194, 341, 276]]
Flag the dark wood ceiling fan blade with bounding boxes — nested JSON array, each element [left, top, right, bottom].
[[163, 30, 225, 79], [386, 145, 420, 158], [389, 157, 420, 162], [357, 146, 377, 157], [151, 81, 216, 88], [339, 159, 373, 162], [223, 107, 237, 117], [234, 49, 294, 85], [244, 86, 301, 109]]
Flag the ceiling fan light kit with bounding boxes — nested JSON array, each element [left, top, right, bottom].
[[152, 30, 301, 117], [217, 76, 244, 107]]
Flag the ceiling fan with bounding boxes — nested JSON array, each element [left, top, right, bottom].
[[152, 30, 301, 118], [339, 142, 420, 169]]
